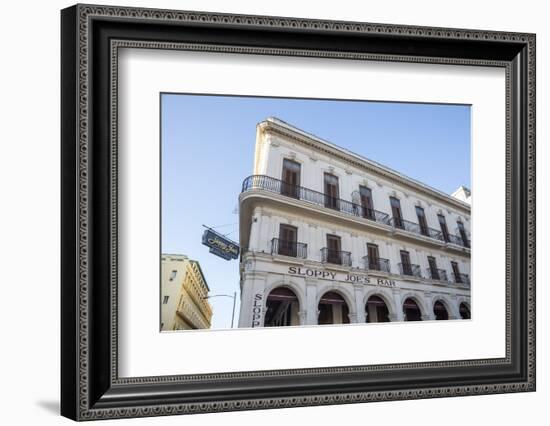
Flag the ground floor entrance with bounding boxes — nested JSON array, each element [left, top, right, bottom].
[[238, 261, 470, 328]]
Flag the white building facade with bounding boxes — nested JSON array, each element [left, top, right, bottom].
[[238, 118, 471, 328]]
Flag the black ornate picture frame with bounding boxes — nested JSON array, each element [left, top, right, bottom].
[[61, 4, 536, 421]]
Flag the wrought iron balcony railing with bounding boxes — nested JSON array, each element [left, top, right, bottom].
[[363, 256, 391, 273], [452, 273, 471, 286], [426, 268, 449, 282], [242, 175, 391, 226], [271, 238, 307, 259], [398, 263, 422, 278], [321, 248, 352, 267], [390, 217, 444, 241], [448, 234, 470, 248], [242, 175, 470, 248]]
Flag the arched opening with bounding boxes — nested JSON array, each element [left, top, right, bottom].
[[433, 300, 449, 320], [459, 302, 471, 319], [264, 287, 300, 327], [403, 297, 422, 321], [365, 295, 390, 323], [318, 291, 350, 325]]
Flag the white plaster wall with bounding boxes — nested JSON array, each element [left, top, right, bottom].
[[257, 126, 471, 237], [247, 206, 470, 277]]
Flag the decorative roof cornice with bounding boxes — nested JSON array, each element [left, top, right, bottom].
[[259, 118, 471, 214]]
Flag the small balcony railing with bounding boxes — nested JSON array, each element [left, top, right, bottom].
[[363, 256, 391, 273], [426, 268, 449, 282], [391, 217, 444, 241], [452, 273, 471, 286], [398, 263, 422, 278], [271, 238, 307, 259], [321, 248, 352, 267], [242, 175, 391, 226], [448, 234, 470, 248]]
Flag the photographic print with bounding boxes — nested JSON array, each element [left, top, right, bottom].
[[160, 94, 472, 331], [61, 6, 535, 419]]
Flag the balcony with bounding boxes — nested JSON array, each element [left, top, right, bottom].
[[452, 273, 471, 287], [426, 268, 449, 282], [242, 175, 391, 226], [398, 263, 422, 278], [391, 217, 444, 241], [363, 256, 391, 273], [271, 238, 307, 259], [241, 175, 470, 249], [448, 234, 470, 248], [321, 248, 352, 267]]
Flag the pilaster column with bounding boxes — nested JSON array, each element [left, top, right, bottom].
[[298, 310, 307, 326], [249, 207, 262, 252], [422, 291, 435, 321], [447, 294, 461, 319], [354, 283, 366, 324], [305, 278, 318, 325], [389, 289, 404, 322], [238, 270, 267, 328], [422, 312, 436, 321]]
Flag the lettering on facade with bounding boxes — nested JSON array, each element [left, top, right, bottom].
[[251, 293, 263, 327], [287, 266, 396, 287], [375, 278, 397, 288], [288, 266, 337, 280]]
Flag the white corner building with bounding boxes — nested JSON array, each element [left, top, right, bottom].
[[238, 118, 471, 328]]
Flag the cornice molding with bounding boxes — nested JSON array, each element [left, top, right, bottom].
[[259, 121, 471, 213]]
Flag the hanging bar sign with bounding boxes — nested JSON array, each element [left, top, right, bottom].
[[202, 228, 240, 260]]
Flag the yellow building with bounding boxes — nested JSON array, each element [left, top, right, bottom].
[[161, 254, 213, 331]]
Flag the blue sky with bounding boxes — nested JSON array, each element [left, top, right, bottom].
[[161, 93, 471, 329]]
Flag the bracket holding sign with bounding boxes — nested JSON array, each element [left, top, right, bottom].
[[201, 226, 240, 261]]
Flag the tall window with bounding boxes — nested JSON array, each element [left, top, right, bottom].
[[359, 185, 375, 220], [281, 159, 301, 198], [438, 214, 450, 242], [427, 256, 439, 280], [162, 296, 169, 304], [457, 221, 470, 248], [326, 234, 342, 264], [390, 197, 403, 228], [415, 206, 429, 236], [451, 261, 462, 283], [278, 224, 298, 257], [400, 250, 412, 275], [324, 173, 340, 210], [367, 243, 380, 270]]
